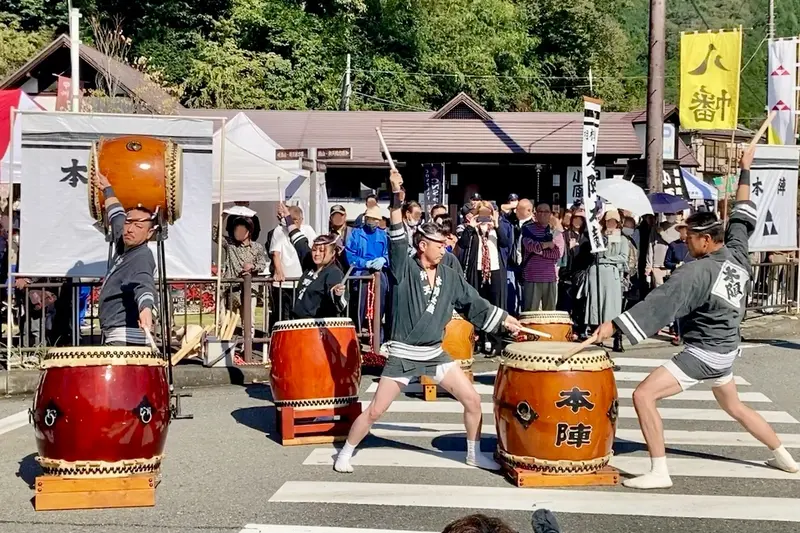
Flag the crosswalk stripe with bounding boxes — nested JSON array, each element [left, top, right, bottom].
[[303, 448, 800, 481], [364, 382, 771, 402], [368, 423, 800, 447], [269, 481, 800, 522], [472, 370, 751, 385], [359, 401, 797, 423], [240, 527, 434, 533], [0, 411, 28, 436]]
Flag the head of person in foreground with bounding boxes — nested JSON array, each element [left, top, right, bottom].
[[684, 212, 725, 258], [310, 233, 338, 268], [414, 221, 448, 267], [123, 208, 156, 248]]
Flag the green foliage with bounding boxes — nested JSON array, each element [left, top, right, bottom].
[[0, 0, 794, 119]]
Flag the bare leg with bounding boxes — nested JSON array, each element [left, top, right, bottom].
[[438, 364, 500, 470], [622, 366, 683, 489], [712, 379, 798, 473], [334, 377, 404, 473]]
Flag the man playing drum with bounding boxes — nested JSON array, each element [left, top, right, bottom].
[[334, 170, 522, 473], [277, 203, 348, 319], [95, 171, 157, 346], [595, 145, 798, 489]]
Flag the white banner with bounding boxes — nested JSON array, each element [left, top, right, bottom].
[[748, 145, 799, 252], [581, 98, 606, 253], [767, 38, 798, 145], [566, 166, 606, 208], [18, 112, 214, 278]]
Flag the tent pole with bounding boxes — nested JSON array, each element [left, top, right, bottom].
[[5, 107, 16, 392], [215, 118, 226, 335]]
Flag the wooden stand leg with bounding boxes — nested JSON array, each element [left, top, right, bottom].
[[419, 375, 438, 402], [278, 401, 363, 446], [34, 474, 159, 511]]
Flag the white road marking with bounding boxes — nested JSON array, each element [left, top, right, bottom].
[[0, 410, 28, 436], [240, 527, 435, 533], [269, 481, 800, 522], [367, 423, 800, 447], [359, 401, 797, 423], [364, 382, 771, 402], [471, 370, 751, 385], [303, 448, 800, 481]]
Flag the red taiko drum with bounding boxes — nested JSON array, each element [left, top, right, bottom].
[[494, 342, 618, 473], [269, 318, 362, 408], [88, 135, 183, 224], [32, 346, 171, 477], [442, 312, 475, 369], [517, 311, 573, 342]]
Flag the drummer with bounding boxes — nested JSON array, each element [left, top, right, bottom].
[[594, 145, 799, 488], [334, 169, 522, 474], [277, 203, 348, 319], [94, 172, 157, 346]]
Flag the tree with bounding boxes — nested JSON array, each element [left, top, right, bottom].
[[0, 21, 52, 80]]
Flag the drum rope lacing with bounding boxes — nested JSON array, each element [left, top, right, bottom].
[[37, 455, 163, 477], [40, 347, 165, 369], [495, 447, 613, 474], [273, 395, 359, 410], [499, 348, 613, 372], [165, 141, 180, 223]]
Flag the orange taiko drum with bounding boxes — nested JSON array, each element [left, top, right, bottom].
[[494, 342, 618, 473], [517, 311, 573, 342], [442, 312, 475, 369], [269, 318, 362, 408], [88, 135, 183, 225]]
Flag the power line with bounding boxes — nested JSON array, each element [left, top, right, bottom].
[[351, 91, 431, 111], [352, 68, 670, 82]]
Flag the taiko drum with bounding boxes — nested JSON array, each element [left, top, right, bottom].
[[517, 311, 573, 342], [88, 135, 183, 224], [493, 342, 618, 473], [32, 347, 171, 477], [269, 318, 362, 408], [442, 313, 475, 369]]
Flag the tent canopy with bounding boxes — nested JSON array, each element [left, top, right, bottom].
[[681, 168, 718, 201], [212, 112, 308, 203], [0, 90, 42, 184]]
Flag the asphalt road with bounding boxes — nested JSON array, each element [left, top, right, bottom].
[[0, 336, 799, 533]]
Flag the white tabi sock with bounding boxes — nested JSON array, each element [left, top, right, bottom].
[[766, 446, 799, 473], [465, 439, 501, 471], [333, 441, 356, 473], [622, 456, 673, 490]]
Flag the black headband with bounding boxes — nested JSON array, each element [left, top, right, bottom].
[[687, 219, 724, 233]]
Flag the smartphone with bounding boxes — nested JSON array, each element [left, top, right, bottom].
[[477, 216, 492, 223]]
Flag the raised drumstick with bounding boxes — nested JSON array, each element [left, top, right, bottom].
[[747, 110, 777, 151], [517, 325, 553, 339], [375, 128, 397, 171]]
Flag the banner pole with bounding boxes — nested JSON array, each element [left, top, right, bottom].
[[5, 107, 16, 392]]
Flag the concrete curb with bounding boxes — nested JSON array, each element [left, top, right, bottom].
[[2, 364, 272, 397]]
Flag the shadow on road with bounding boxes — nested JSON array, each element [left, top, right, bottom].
[[16, 453, 38, 489]]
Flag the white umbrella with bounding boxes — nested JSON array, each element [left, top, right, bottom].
[[595, 179, 654, 218]]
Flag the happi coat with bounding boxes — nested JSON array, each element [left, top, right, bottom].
[[614, 199, 756, 356], [385, 222, 507, 361], [287, 227, 348, 319]]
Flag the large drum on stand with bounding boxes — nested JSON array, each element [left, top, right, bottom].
[[517, 311, 573, 342], [442, 312, 475, 370], [269, 318, 362, 408], [88, 135, 183, 224], [494, 342, 618, 473], [31, 347, 171, 477]]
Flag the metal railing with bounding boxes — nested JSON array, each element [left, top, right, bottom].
[[747, 260, 798, 314]]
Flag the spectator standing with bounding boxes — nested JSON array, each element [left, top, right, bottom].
[[270, 206, 316, 324], [328, 204, 352, 270], [354, 193, 378, 228], [664, 222, 694, 344], [520, 202, 564, 311]]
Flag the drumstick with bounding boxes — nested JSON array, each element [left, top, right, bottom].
[[517, 326, 553, 339], [747, 111, 777, 151], [559, 333, 598, 363], [341, 265, 355, 284], [143, 327, 159, 353], [375, 128, 397, 171]]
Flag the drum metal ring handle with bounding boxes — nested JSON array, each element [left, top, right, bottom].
[[514, 401, 538, 429], [607, 398, 619, 425], [126, 141, 143, 152]]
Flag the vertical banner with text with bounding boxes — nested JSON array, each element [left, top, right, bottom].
[[422, 163, 445, 213], [679, 29, 742, 130], [582, 97, 606, 253]]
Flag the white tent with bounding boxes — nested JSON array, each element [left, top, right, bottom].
[[212, 112, 309, 204], [0, 90, 41, 184]]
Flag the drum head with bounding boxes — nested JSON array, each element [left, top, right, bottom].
[[41, 346, 164, 369], [501, 341, 611, 372], [272, 317, 355, 332], [519, 311, 573, 324]]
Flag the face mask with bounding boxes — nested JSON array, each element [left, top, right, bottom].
[[622, 227, 634, 236], [666, 215, 677, 224], [407, 219, 419, 227], [364, 221, 378, 231]]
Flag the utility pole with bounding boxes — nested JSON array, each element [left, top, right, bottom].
[[69, 7, 81, 113], [768, 0, 775, 39], [645, 0, 666, 193], [340, 54, 352, 111]]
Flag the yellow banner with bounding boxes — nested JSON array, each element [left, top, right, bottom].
[[679, 29, 742, 130]]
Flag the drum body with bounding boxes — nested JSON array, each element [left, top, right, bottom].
[[269, 318, 362, 408], [518, 311, 573, 342], [442, 314, 475, 368], [88, 135, 183, 224], [32, 347, 170, 478], [494, 342, 618, 473]]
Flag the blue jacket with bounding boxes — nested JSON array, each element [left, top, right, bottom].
[[345, 226, 390, 272], [664, 239, 694, 271]]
